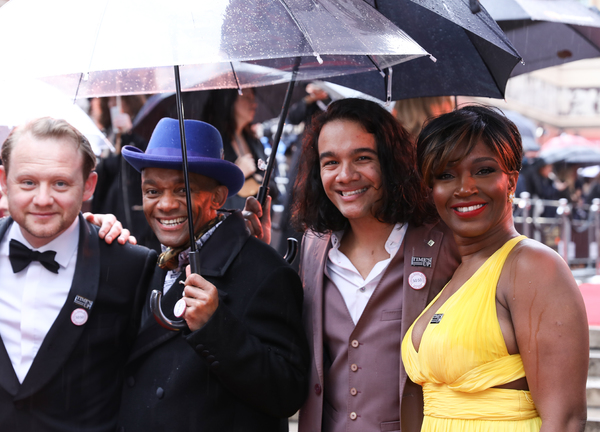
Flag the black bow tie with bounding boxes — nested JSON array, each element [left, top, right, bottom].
[[9, 239, 60, 274]]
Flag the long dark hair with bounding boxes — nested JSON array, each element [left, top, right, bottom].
[[201, 89, 255, 141], [291, 98, 436, 234]]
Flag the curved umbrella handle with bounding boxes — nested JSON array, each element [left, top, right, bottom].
[[150, 290, 188, 331], [283, 237, 298, 265]]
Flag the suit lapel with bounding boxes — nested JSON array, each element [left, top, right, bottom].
[[302, 233, 331, 388], [129, 268, 183, 363], [401, 223, 446, 338], [0, 218, 20, 396], [16, 215, 101, 400]]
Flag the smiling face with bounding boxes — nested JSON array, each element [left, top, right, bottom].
[[141, 167, 227, 249], [318, 119, 383, 225], [0, 134, 97, 248], [431, 141, 518, 239]]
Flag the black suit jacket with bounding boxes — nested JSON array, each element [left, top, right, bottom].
[[118, 211, 310, 432], [0, 215, 156, 432]]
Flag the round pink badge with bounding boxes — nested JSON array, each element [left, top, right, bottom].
[[71, 308, 88, 326], [408, 272, 427, 290]]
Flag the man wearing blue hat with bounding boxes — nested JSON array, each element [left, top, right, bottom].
[[116, 118, 309, 432]]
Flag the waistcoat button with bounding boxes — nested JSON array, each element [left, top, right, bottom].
[[351, 340, 359, 348], [350, 363, 358, 372], [350, 387, 358, 396], [350, 412, 357, 420]]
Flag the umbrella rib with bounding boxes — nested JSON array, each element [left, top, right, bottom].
[[460, 0, 522, 59], [277, 0, 323, 63], [367, 56, 386, 77], [229, 62, 243, 95]]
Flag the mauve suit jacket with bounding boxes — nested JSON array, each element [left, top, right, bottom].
[[0, 215, 157, 432], [297, 221, 460, 432]]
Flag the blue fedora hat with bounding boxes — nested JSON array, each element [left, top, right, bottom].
[[122, 118, 244, 197]]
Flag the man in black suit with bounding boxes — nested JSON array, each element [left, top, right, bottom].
[[117, 118, 309, 432], [0, 117, 156, 431]]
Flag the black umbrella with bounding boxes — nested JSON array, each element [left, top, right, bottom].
[[480, 0, 600, 76], [325, 0, 522, 101]]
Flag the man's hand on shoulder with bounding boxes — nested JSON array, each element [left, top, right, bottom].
[[242, 195, 271, 245], [180, 266, 219, 332], [83, 212, 137, 245]]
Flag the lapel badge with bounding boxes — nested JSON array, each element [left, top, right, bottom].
[[408, 271, 427, 290], [71, 308, 89, 326], [430, 313, 443, 324], [74, 295, 93, 310], [411, 256, 432, 267], [427, 240, 435, 247]]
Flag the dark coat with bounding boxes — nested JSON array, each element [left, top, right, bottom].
[[0, 214, 157, 432], [118, 211, 310, 432]]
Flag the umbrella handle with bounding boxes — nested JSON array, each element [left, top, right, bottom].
[[283, 237, 298, 264], [150, 290, 188, 331], [149, 251, 201, 331]]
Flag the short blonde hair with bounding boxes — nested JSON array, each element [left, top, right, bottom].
[[2, 117, 96, 179]]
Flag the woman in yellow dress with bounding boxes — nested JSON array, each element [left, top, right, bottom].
[[401, 105, 588, 432]]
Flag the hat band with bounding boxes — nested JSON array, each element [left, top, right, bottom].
[[146, 147, 214, 158]]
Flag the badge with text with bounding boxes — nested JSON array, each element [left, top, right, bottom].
[[430, 313, 444, 324], [408, 271, 427, 290], [174, 298, 187, 318], [71, 308, 89, 326], [74, 295, 93, 310], [411, 256, 432, 268]]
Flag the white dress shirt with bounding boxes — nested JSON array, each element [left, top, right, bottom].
[[0, 219, 79, 383], [325, 223, 407, 325]]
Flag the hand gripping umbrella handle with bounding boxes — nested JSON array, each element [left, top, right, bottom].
[[150, 251, 202, 331]]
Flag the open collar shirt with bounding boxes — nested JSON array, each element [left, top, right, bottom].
[[325, 223, 407, 325]]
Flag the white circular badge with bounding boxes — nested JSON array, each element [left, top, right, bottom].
[[174, 298, 187, 318], [408, 272, 427, 290], [71, 308, 88, 326]]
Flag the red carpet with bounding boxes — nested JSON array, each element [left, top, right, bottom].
[[579, 283, 600, 326]]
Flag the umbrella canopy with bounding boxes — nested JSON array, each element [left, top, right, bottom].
[[0, 0, 429, 100], [325, 0, 522, 101], [503, 109, 541, 152], [539, 134, 600, 165], [0, 78, 113, 155], [480, 0, 600, 76]]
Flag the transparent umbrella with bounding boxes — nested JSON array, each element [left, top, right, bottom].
[[0, 78, 113, 155], [0, 0, 429, 99], [0, 0, 431, 330], [480, 0, 600, 76]]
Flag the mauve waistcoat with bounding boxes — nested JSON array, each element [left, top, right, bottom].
[[322, 249, 405, 432]]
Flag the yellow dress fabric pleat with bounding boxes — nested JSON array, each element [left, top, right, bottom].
[[401, 235, 542, 431]]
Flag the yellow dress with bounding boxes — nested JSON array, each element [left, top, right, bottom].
[[401, 235, 542, 432]]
